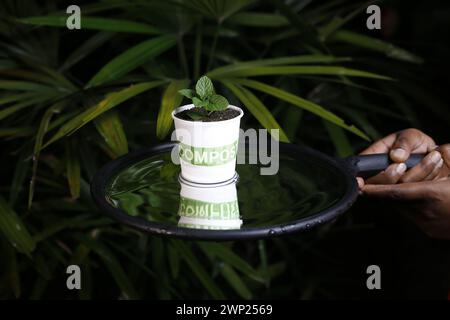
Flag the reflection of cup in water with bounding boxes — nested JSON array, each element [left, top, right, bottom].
[[177, 174, 242, 230]]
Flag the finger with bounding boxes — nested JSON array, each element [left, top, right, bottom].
[[399, 150, 443, 183], [365, 163, 407, 184], [360, 133, 397, 155], [356, 177, 365, 189], [389, 129, 427, 162], [361, 181, 435, 201], [436, 144, 450, 179], [424, 158, 444, 181], [438, 144, 450, 169]]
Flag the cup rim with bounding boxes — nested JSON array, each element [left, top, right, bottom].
[[171, 104, 243, 126]]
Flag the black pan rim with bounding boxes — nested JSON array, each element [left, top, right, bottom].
[[90, 142, 359, 241]]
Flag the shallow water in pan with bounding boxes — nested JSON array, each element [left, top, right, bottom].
[[104, 148, 349, 231]]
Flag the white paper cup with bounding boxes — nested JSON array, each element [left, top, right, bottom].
[[172, 104, 243, 184], [177, 175, 242, 230]]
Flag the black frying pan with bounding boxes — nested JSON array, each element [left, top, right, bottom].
[[90, 142, 423, 241]]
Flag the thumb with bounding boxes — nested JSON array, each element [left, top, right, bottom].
[[390, 129, 424, 162]]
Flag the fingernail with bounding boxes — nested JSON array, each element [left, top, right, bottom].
[[437, 158, 444, 168], [429, 151, 442, 164], [356, 177, 364, 188], [395, 163, 407, 174], [391, 148, 406, 160]]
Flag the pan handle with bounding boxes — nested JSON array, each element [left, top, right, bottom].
[[347, 153, 425, 177]]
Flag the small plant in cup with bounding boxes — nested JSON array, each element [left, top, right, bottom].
[[177, 76, 239, 121], [172, 75, 243, 184]]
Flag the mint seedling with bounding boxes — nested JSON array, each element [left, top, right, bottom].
[[178, 76, 229, 120]]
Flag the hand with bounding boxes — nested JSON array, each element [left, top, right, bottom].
[[357, 128, 444, 187], [359, 131, 450, 239], [361, 174, 450, 240]]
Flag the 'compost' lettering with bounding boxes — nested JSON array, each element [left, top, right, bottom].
[[178, 197, 240, 220], [179, 141, 238, 166]]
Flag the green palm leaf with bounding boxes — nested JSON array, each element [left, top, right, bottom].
[[29, 101, 67, 208], [171, 240, 225, 299], [198, 242, 265, 283], [332, 30, 424, 64], [65, 139, 81, 199], [212, 66, 392, 80], [207, 55, 352, 78], [222, 80, 289, 142], [60, 32, 114, 71], [86, 36, 176, 88], [220, 264, 252, 299], [94, 110, 129, 157], [156, 79, 190, 140], [78, 236, 139, 299], [0, 197, 35, 256], [227, 12, 289, 27], [19, 16, 161, 34], [42, 81, 165, 150], [234, 78, 370, 140]]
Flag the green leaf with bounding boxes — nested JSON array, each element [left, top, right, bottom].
[[61, 32, 114, 71], [198, 243, 265, 283], [257, 240, 270, 286], [0, 196, 35, 256], [331, 30, 424, 64], [322, 120, 354, 157], [0, 80, 54, 92], [222, 80, 289, 142], [19, 16, 161, 34], [167, 243, 180, 279], [211, 66, 392, 80], [29, 101, 66, 208], [42, 81, 164, 149], [220, 264, 252, 300], [0, 127, 34, 138], [9, 147, 30, 206], [182, 0, 252, 21], [78, 236, 139, 299], [112, 194, 143, 217], [318, 2, 368, 40], [195, 75, 215, 99], [86, 36, 176, 88], [94, 110, 129, 157], [234, 78, 369, 140], [207, 55, 352, 78], [105, 240, 157, 280], [171, 240, 225, 299], [0, 92, 40, 105], [268, 0, 323, 49], [228, 12, 289, 27], [0, 97, 47, 121], [192, 96, 206, 107], [186, 110, 204, 120], [33, 216, 111, 243], [3, 242, 21, 297], [178, 89, 196, 99], [150, 238, 171, 299], [157, 79, 190, 140], [281, 106, 303, 141], [65, 139, 81, 199], [206, 94, 229, 111]]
